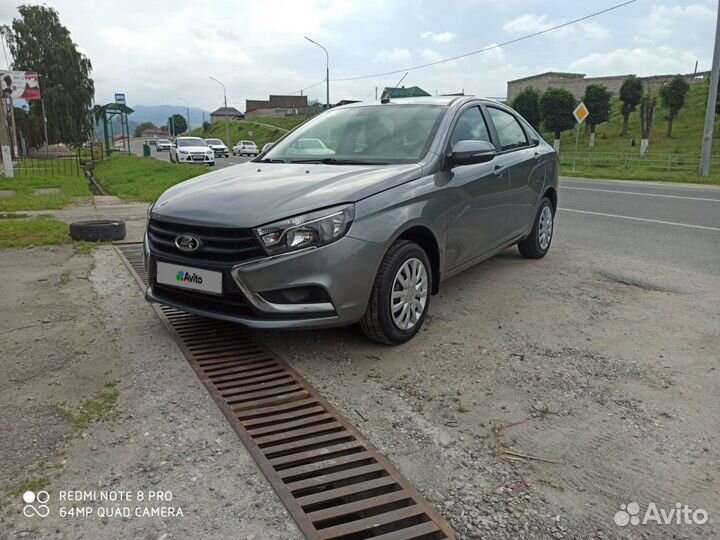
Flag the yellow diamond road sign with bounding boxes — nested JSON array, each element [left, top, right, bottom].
[[573, 102, 589, 123]]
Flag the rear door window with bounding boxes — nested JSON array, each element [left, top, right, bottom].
[[487, 107, 528, 151]]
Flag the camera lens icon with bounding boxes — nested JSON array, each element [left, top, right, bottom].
[[22, 490, 50, 517]]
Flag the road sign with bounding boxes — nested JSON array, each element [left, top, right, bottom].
[[573, 102, 589, 123], [114, 93, 126, 105]]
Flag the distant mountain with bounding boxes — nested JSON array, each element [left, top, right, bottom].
[[129, 104, 212, 131]]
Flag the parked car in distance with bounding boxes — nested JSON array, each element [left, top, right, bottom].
[[145, 96, 557, 344], [205, 138, 229, 158], [148, 139, 157, 146], [296, 138, 334, 155], [232, 140, 258, 156], [169, 137, 215, 166], [155, 139, 172, 151]]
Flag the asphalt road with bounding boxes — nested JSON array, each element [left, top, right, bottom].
[[128, 139, 253, 170], [557, 177, 720, 275]]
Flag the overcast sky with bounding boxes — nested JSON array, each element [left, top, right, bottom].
[[0, 0, 716, 112]]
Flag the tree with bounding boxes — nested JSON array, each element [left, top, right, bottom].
[[134, 121, 157, 138], [619, 76, 643, 136], [639, 94, 657, 157], [511, 87, 541, 130], [167, 114, 187, 136], [13, 106, 43, 149], [3, 5, 94, 147], [539, 88, 576, 152], [202, 120, 211, 132], [583, 84, 612, 147], [659, 75, 689, 138]]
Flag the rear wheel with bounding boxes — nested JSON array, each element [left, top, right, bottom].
[[518, 197, 554, 259], [360, 240, 431, 345]]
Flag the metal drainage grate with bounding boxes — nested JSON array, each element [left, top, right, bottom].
[[115, 243, 455, 540]]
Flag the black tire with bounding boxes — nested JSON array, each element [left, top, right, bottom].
[[518, 197, 554, 259], [360, 240, 432, 345], [69, 220, 126, 242]]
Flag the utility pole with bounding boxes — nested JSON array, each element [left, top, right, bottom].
[[0, 97, 13, 177], [210, 76, 231, 149], [700, 0, 720, 177]]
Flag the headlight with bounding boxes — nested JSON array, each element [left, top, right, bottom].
[[207, 150, 213, 155], [254, 204, 355, 255], [147, 201, 154, 220], [179, 150, 188, 154]]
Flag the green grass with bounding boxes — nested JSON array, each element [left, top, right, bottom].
[[190, 115, 314, 148], [545, 83, 720, 183], [0, 212, 28, 219], [0, 216, 70, 248], [246, 115, 314, 130], [94, 154, 207, 202], [0, 173, 91, 212], [54, 382, 119, 430]]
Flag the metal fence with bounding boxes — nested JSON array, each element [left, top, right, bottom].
[[14, 148, 83, 177], [560, 151, 720, 176]]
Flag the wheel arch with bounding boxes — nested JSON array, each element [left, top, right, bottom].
[[396, 225, 441, 295], [543, 186, 558, 212]]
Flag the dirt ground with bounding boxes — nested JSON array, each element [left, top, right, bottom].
[[1, 225, 718, 539]]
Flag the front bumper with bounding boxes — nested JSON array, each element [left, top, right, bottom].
[[177, 153, 214, 163], [144, 234, 385, 329]]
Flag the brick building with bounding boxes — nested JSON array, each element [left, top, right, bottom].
[[245, 95, 309, 119], [506, 70, 710, 102]]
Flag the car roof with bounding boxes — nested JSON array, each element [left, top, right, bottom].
[[337, 96, 503, 109]]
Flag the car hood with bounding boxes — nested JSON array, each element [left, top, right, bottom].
[[152, 161, 422, 228]]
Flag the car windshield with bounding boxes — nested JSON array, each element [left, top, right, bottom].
[[177, 138, 207, 147], [206, 139, 223, 145], [264, 104, 447, 164], [158, 139, 170, 144]]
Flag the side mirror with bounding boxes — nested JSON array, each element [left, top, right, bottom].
[[451, 140, 496, 166]]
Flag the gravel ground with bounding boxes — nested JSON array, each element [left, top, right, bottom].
[[0, 246, 301, 540], [1, 218, 718, 539]]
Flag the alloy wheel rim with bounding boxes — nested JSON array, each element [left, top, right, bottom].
[[538, 206, 553, 250], [391, 257, 429, 331]]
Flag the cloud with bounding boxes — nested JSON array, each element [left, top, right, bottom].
[[373, 47, 413, 65], [420, 31, 456, 43], [502, 13, 609, 41], [646, 3, 715, 39], [568, 46, 699, 76]]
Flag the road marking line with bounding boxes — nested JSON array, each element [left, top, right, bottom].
[[559, 208, 720, 232], [562, 186, 720, 202]]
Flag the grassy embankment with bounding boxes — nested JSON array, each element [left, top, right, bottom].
[[189, 115, 314, 148], [93, 153, 207, 202], [546, 83, 720, 184]]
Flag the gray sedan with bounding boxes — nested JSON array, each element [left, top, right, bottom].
[[144, 96, 557, 344]]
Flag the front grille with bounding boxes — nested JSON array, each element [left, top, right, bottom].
[[148, 218, 266, 264]]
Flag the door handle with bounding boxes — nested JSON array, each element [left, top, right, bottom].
[[493, 165, 505, 176]]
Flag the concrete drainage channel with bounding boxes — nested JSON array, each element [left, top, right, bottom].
[[115, 243, 456, 540]]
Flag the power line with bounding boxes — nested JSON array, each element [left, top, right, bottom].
[[289, 0, 637, 93]]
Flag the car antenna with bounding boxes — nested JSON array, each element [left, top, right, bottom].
[[381, 72, 408, 104]]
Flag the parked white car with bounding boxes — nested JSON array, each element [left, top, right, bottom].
[[169, 137, 215, 166], [205, 138, 229, 158], [155, 139, 172, 152], [297, 138, 335, 155], [232, 140, 258, 156]]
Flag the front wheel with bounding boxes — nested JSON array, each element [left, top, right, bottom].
[[518, 197, 554, 259], [360, 240, 431, 345]]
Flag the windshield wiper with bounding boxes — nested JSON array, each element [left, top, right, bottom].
[[257, 158, 286, 163], [288, 158, 388, 165]]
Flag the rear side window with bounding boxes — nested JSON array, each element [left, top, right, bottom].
[[450, 107, 491, 147], [488, 107, 528, 151]]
